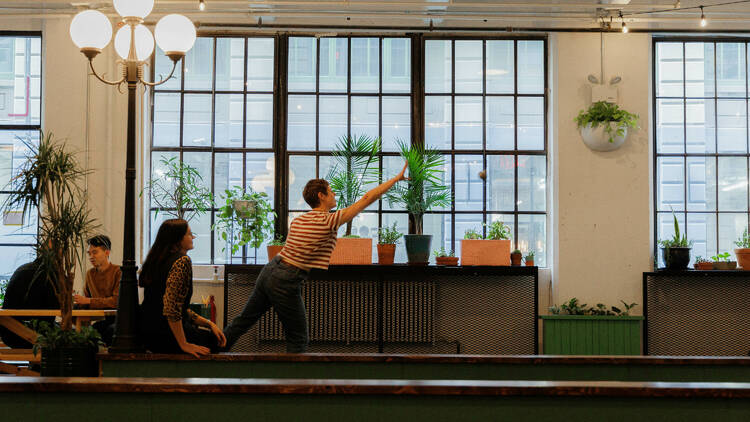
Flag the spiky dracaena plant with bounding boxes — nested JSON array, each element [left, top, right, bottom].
[[385, 140, 451, 235], [2, 132, 97, 331], [326, 134, 381, 236]]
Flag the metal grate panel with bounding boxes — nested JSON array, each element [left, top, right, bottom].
[[646, 273, 750, 356]]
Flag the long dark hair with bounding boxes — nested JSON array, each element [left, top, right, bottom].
[[139, 219, 188, 287]]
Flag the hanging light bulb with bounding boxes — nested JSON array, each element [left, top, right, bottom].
[[199, 0, 206, 11], [700, 6, 707, 27]]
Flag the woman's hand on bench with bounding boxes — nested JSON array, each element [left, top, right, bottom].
[[179, 342, 210, 358]]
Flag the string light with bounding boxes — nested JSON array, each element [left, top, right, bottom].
[[700, 6, 707, 27], [199, 0, 205, 11]]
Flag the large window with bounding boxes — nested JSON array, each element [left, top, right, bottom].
[[151, 36, 276, 264], [654, 39, 750, 265], [424, 38, 547, 266], [0, 34, 41, 281]]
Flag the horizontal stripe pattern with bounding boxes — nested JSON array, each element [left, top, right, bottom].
[[280, 210, 343, 270]]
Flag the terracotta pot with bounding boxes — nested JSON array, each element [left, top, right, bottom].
[[510, 252, 523, 266], [377, 244, 396, 265], [330, 238, 373, 265], [736, 248, 750, 270], [525, 260, 535, 267], [267, 245, 283, 260], [460, 239, 511, 266], [714, 261, 737, 270], [435, 256, 459, 266], [696, 262, 713, 270]]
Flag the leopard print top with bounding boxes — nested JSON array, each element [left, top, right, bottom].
[[162, 255, 199, 323]]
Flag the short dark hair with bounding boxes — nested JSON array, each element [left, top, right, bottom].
[[303, 179, 330, 208], [87, 235, 112, 251]]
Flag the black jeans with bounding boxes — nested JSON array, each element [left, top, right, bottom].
[[223, 255, 309, 353]]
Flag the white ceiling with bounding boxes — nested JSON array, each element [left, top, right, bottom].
[[4, 0, 750, 32]]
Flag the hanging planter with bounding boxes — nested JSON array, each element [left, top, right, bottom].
[[575, 101, 638, 152]]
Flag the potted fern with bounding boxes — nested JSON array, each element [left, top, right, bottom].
[[575, 101, 639, 152], [460, 221, 511, 266], [326, 134, 380, 265], [385, 140, 450, 265], [658, 211, 692, 270]]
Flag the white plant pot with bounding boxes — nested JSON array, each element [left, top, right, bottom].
[[579, 122, 628, 152]]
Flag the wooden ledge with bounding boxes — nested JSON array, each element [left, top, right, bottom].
[[97, 352, 750, 366], [1, 377, 750, 398]]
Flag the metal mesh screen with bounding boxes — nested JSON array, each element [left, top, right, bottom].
[[646, 273, 750, 356], [226, 267, 536, 355]]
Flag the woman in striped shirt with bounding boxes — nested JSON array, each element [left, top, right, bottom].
[[222, 161, 408, 352]]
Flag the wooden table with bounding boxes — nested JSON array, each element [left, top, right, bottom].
[[0, 309, 117, 346]]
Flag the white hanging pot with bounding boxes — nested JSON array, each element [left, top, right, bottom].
[[579, 122, 628, 152]]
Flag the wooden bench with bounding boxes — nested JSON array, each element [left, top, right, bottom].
[[0, 377, 749, 420]]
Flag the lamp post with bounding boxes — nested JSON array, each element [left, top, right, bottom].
[[69, 0, 196, 352]]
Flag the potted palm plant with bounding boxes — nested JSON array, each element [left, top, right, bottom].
[[142, 156, 214, 223], [376, 222, 403, 265], [2, 132, 100, 376], [213, 186, 276, 263], [385, 140, 450, 265], [327, 134, 380, 265], [575, 101, 639, 152]]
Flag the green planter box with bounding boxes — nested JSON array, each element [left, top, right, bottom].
[[540, 315, 644, 355]]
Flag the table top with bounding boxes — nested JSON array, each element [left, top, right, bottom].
[[0, 309, 116, 317]]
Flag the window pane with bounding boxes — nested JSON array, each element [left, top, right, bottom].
[[656, 42, 684, 97], [187, 211, 211, 264], [454, 155, 483, 211], [153, 93, 180, 147], [0, 130, 38, 191], [425, 40, 451, 93], [455, 41, 482, 93], [0, 194, 37, 244], [518, 155, 546, 212], [687, 156, 716, 212], [0, 36, 41, 126], [486, 155, 514, 212], [425, 96, 451, 150], [719, 213, 747, 258], [183, 152, 212, 192], [319, 95, 347, 151], [657, 157, 685, 211], [336, 212, 377, 240], [287, 95, 316, 151], [486, 40, 514, 94], [214, 152, 243, 199], [688, 212, 716, 264], [382, 97, 410, 152], [246, 94, 273, 149], [351, 96, 379, 141], [154, 48, 182, 90], [184, 37, 214, 91], [486, 97, 514, 150], [183, 94, 212, 147], [717, 157, 748, 211], [517, 41, 543, 94], [0, 246, 35, 281], [517, 97, 544, 150], [716, 43, 746, 97], [382, 156, 408, 211], [214, 94, 243, 148], [656, 99, 685, 154], [247, 153, 275, 202], [716, 99, 747, 153], [215, 38, 245, 91], [424, 213, 453, 264], [685, 42, 714, 97], [351, 37, 379, 93], [381, 213, 408, 263], [319, 38, 347, 93], [288, 155, 315, 210], [686, 99, 715, 154], [247, 38, 274, 92], [383, 38, 410, 93], [455, 96, 482, 150], [432, 155, 452, 212], [517, 214, 546, 267], [288, 37, 316, 92]]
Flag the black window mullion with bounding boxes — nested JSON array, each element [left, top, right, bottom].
[[513, 39, 519, 248]]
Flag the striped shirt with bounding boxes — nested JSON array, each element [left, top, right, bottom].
[[279, 209, 344, 271]]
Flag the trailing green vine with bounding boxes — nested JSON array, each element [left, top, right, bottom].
[[575, 101, 639, 143]]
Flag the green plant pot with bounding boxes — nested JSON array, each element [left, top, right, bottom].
[[540, 315, 643, 355], [403, 234, 432, 265], [41, 346, 98, 377]]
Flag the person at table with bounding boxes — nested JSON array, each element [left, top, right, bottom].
[[137, 219, 226, 357], [0, 257, 59, 348], [222, 161, 408, 353], [73, 234, 120, 346]]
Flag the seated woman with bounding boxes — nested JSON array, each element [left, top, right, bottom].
[[138, 219, 225, 357]]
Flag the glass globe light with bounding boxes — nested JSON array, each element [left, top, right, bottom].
[[113, 0, 154, 19], [155, 14, 196, 58], [69, 10, 112, 51], [114, 24, 155, 61]]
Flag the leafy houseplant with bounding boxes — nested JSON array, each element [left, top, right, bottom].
[[385, 140, 450, 265], [461, 222, 512, 266], [2, 132, 99, 375], [142, 156, 214, 223], [711, 252, 737, 270], [658, 211, 692, 270], [510, 249, 523, 266], [31, 321, 102, 376], [376, 222, 403, 265], [542, 298, 643, 355], [267, 235, 285, 261], [734, 228, 750, 270], [212, 186, 275, 263], [575, 101, 639, 152], [433, 247, 458, 266], [524, 251, 535, 266]]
